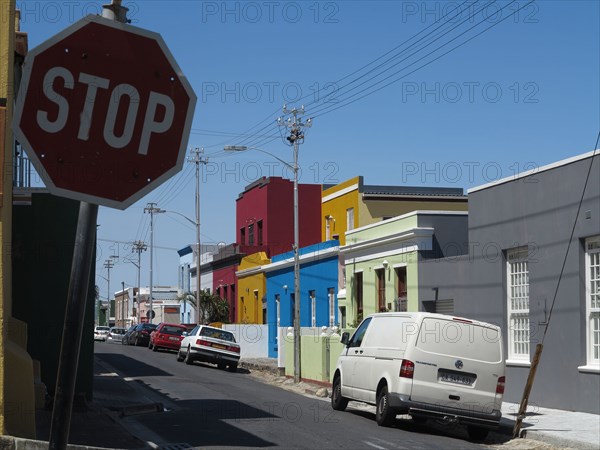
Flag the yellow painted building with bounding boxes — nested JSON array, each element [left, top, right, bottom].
[[236, 252, 270, 324], [0, 2, 36, 438], [322, 176, 468, 245]]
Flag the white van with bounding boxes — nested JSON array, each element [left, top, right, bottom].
[[331, 312, 505, 441]]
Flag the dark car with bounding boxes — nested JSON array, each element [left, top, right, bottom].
[[122, 325, 137, 345], [127, 323, 157, 346], [148, 323, 188, 351]]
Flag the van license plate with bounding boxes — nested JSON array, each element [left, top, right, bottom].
[[439, 372, 475, 386]]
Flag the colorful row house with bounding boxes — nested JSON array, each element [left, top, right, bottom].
[[264, 240, 341, 358], [339, 211, 469, 327]]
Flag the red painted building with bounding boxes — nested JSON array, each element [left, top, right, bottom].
[[211, 244, 244, 323], [236, 177, 322, 257]]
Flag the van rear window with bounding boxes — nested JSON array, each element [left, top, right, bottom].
[[416, 318, 502, 363]]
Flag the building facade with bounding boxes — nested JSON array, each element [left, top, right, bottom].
[[236, 252, 270, 324], [322, 176, 468, 245], [340, 211, 469, 326], [236, 176, 322, 257], [265, 240, 340, 357], [418, 152, 600, 414]]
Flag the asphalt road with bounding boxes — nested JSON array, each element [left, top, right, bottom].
[[95, 343, 488, 449]]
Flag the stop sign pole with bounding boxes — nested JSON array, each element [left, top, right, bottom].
[[48, 4, 120, 449]]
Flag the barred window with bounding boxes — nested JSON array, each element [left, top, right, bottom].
[[507, 247, 530, 362], [586, 237, 600, 365]]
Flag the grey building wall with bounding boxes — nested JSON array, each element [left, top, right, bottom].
[[419, 154, 600, 414]]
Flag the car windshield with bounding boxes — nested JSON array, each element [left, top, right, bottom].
[[200, 327, 236, 342], [110, 328, 126, 334], [142, 324, 157, 330], [162, 325, 186, 335], [96, 327, 110, 332]]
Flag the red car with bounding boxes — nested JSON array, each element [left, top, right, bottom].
[[148, 323, 188, 352]]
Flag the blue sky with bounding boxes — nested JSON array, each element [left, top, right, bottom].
[[16, 0, 599, 299]]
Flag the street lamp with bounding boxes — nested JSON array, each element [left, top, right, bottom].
[[224, 143, 302, 382], [163, 208, 202, 322]]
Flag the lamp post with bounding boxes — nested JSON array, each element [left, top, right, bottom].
[[144, 203, 164, 323], [163, 208, 201, 322], [225, 144, 301, 381]]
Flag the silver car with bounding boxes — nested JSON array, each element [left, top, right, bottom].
[[176, 325, 240, 372], [107, 327, 127, 343], [93, 326, 110, 342]]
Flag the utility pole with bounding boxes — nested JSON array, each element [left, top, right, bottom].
[[144, 203, 164, 324], [120, 281, 125, 327], [188, 147, 208, 319], [278, 105, 312, 383], [103, 259, 114, 326], [131, 240, 147, 324]]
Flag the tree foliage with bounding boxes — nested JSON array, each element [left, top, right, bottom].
[[179, 290, 229, 324]]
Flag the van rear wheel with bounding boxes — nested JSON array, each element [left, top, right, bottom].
[[331, 375, 348, 411], [376, 385, 396, 427], [467, 426, 489, 442]]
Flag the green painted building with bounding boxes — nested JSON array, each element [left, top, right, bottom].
[[339, 210, 468, 326]]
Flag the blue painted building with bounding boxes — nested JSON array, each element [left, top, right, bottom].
[[265, 240, 340, 358]]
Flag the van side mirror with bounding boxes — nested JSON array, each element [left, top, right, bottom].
[[341, 332, 350, 345]]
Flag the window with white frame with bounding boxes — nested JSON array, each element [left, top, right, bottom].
[[310, 290, 316, 327], [585, 236, 600, 366], [328, 288, 335, 327], [346, 208, 355, 231], [507, 247, 530, 362]]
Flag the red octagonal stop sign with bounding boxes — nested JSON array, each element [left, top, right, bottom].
[[13, 15, 197, 209]]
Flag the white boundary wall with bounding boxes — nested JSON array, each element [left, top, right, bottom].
[[223, 324, 269, 358]]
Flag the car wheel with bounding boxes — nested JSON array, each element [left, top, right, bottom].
[[217, 362, 226, 370], [176, 349, 185, 362], [375, 385, 396, 427], [331, 374, 349, 411], [184, 346, 194, 365], [467, 426, 489, 442], [227, 363, 237, 372]]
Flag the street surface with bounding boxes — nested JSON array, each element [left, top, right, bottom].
[[95, 343, 490, 449]]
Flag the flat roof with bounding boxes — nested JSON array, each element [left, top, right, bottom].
[[468, 150, 598, 194]]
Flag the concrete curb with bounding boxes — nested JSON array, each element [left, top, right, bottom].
[[239, 360, 283, 376], [520, 430, 599, 450]]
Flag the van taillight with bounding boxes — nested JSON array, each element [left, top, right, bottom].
[[399, 359, 414, 378], [496, 376, 506, 394]]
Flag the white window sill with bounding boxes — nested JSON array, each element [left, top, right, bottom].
[[506, 359, 531, 367], [577, 365, 600, 374]]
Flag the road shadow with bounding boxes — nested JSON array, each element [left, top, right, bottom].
[[134, 399, 277, 447], [96, 352, 172, 377]]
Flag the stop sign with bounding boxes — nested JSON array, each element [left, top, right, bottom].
[[13, 15, 197, 209]]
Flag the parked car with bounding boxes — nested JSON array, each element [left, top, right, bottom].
[[149, 323, 187, 351], [331, 312, 506, 441], [93, 326, 110, 342], [176, 325, 240, 371], [107, 327, 127, 343], [127, 323, 158, 346], [122, 325, 136, 345]]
